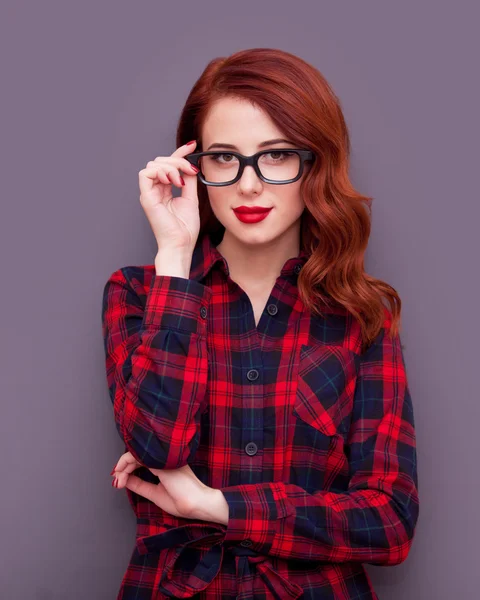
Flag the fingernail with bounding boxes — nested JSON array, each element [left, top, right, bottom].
[[180, 176, 185, 186], [190, 165, 199, 173], [111, 478, 115, 487], [186, 140, 196, 146], [166, 174, 172, 182], [110, 466, 116, 476], [114, 477, 118, 488]]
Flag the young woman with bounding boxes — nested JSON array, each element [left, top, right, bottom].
[[102, 47, 419, 600]]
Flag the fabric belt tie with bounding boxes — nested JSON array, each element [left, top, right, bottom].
[[135, 523, 303, 599]]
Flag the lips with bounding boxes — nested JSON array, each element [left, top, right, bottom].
[[233, 207, 273, 214], [233, 207, 273, 224]]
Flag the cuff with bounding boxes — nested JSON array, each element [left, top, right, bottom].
[[142, 275, 212, 335], [219, 482, 291, 552]]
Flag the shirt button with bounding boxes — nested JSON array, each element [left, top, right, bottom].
[[200, 306, 207, 319], [240, 539, 253, 547], [245, 442, 258, 456], [294, 264, 302, 274], [246, 369, 259, 381], [266, 303, 278, 316]]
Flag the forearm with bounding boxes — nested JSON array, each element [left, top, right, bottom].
[[219, 479, 418, 564]]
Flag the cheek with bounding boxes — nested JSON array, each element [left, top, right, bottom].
[[276, 187, 305, 218], [206, 190, 235, 228], [207, 190, 228, 213]]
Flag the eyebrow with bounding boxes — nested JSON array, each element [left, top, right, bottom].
[[206, 138, 296, 151]]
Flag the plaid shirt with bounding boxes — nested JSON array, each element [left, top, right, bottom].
[[101, 230, 419, 599]]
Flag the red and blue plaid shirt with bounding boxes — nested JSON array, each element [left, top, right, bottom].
[[101, 230, 419, 599]]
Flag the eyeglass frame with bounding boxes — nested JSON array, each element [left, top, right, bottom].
[[184, 148, 316, 186]]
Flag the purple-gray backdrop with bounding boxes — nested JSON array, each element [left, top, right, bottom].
[[1, 1, 477, 598]]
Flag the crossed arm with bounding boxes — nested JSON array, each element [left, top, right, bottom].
[[103, 268, 419, 566]]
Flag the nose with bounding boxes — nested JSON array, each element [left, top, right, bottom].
[[237, 164, 263, 194]]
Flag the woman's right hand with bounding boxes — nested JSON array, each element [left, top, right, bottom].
[[138, 140, 201, 251]]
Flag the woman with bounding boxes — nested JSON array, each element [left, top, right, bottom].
[[102, 47, 419, 600]]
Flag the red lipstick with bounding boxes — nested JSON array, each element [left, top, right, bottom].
[[233, 206, 273, 223]]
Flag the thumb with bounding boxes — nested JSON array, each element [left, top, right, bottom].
[[124, 474, 158, 502]]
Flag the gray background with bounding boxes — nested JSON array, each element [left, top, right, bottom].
[[1, 1, 478, 598]]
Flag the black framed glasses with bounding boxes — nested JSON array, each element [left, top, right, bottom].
[[184, 148, 316, 186]]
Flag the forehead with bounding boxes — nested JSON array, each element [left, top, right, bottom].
[[201, 96, 283, 144]]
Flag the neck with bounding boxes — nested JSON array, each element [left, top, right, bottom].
[[215, 224, 301, 289]]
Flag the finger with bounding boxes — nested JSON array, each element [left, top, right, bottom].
[[113, 461, 141, 485], [164, 163, 198, 187], [152, 156, 199, 176], [142, 165, 196, 195], [114, 451, 137, 471], [142, 164, 174, 186], [163, 166, 185, 188], [123, 474, 158, 501], [114, 451, 141, 474], [123, 476, 186, 518], [115, 463, 151, 489], [115, 470, 138, 489], [170, 139, 197, 158], [180, 162, 199, 200], [143, 164, 188, 188]]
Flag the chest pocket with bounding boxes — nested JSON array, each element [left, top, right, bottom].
[[293, 343, 359, 443]]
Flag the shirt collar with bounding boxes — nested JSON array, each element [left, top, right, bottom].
[[189, 230, 311, 283]]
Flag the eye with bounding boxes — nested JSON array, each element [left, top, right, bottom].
[[211, 153, 236, 163], [261, 151, 295, 162]]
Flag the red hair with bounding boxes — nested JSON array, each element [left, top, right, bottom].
[[175, 47, 401, 351]]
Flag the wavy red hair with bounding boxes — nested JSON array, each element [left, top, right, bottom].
[[175, 47, 402, 352]]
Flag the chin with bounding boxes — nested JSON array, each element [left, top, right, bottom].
[[228, 225, 284, 248]]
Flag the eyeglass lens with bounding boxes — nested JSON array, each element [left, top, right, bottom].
[[198, 151, 301, 184]]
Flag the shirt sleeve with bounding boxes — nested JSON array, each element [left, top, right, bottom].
[[101, 267, 212, 470], [219, 324, 420, 565]]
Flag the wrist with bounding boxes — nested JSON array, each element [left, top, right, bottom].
[[155, 249, 192, 278], [193, 488, 229, 525]]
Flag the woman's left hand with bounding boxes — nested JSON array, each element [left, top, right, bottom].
[[110, 451, 216, 520]]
